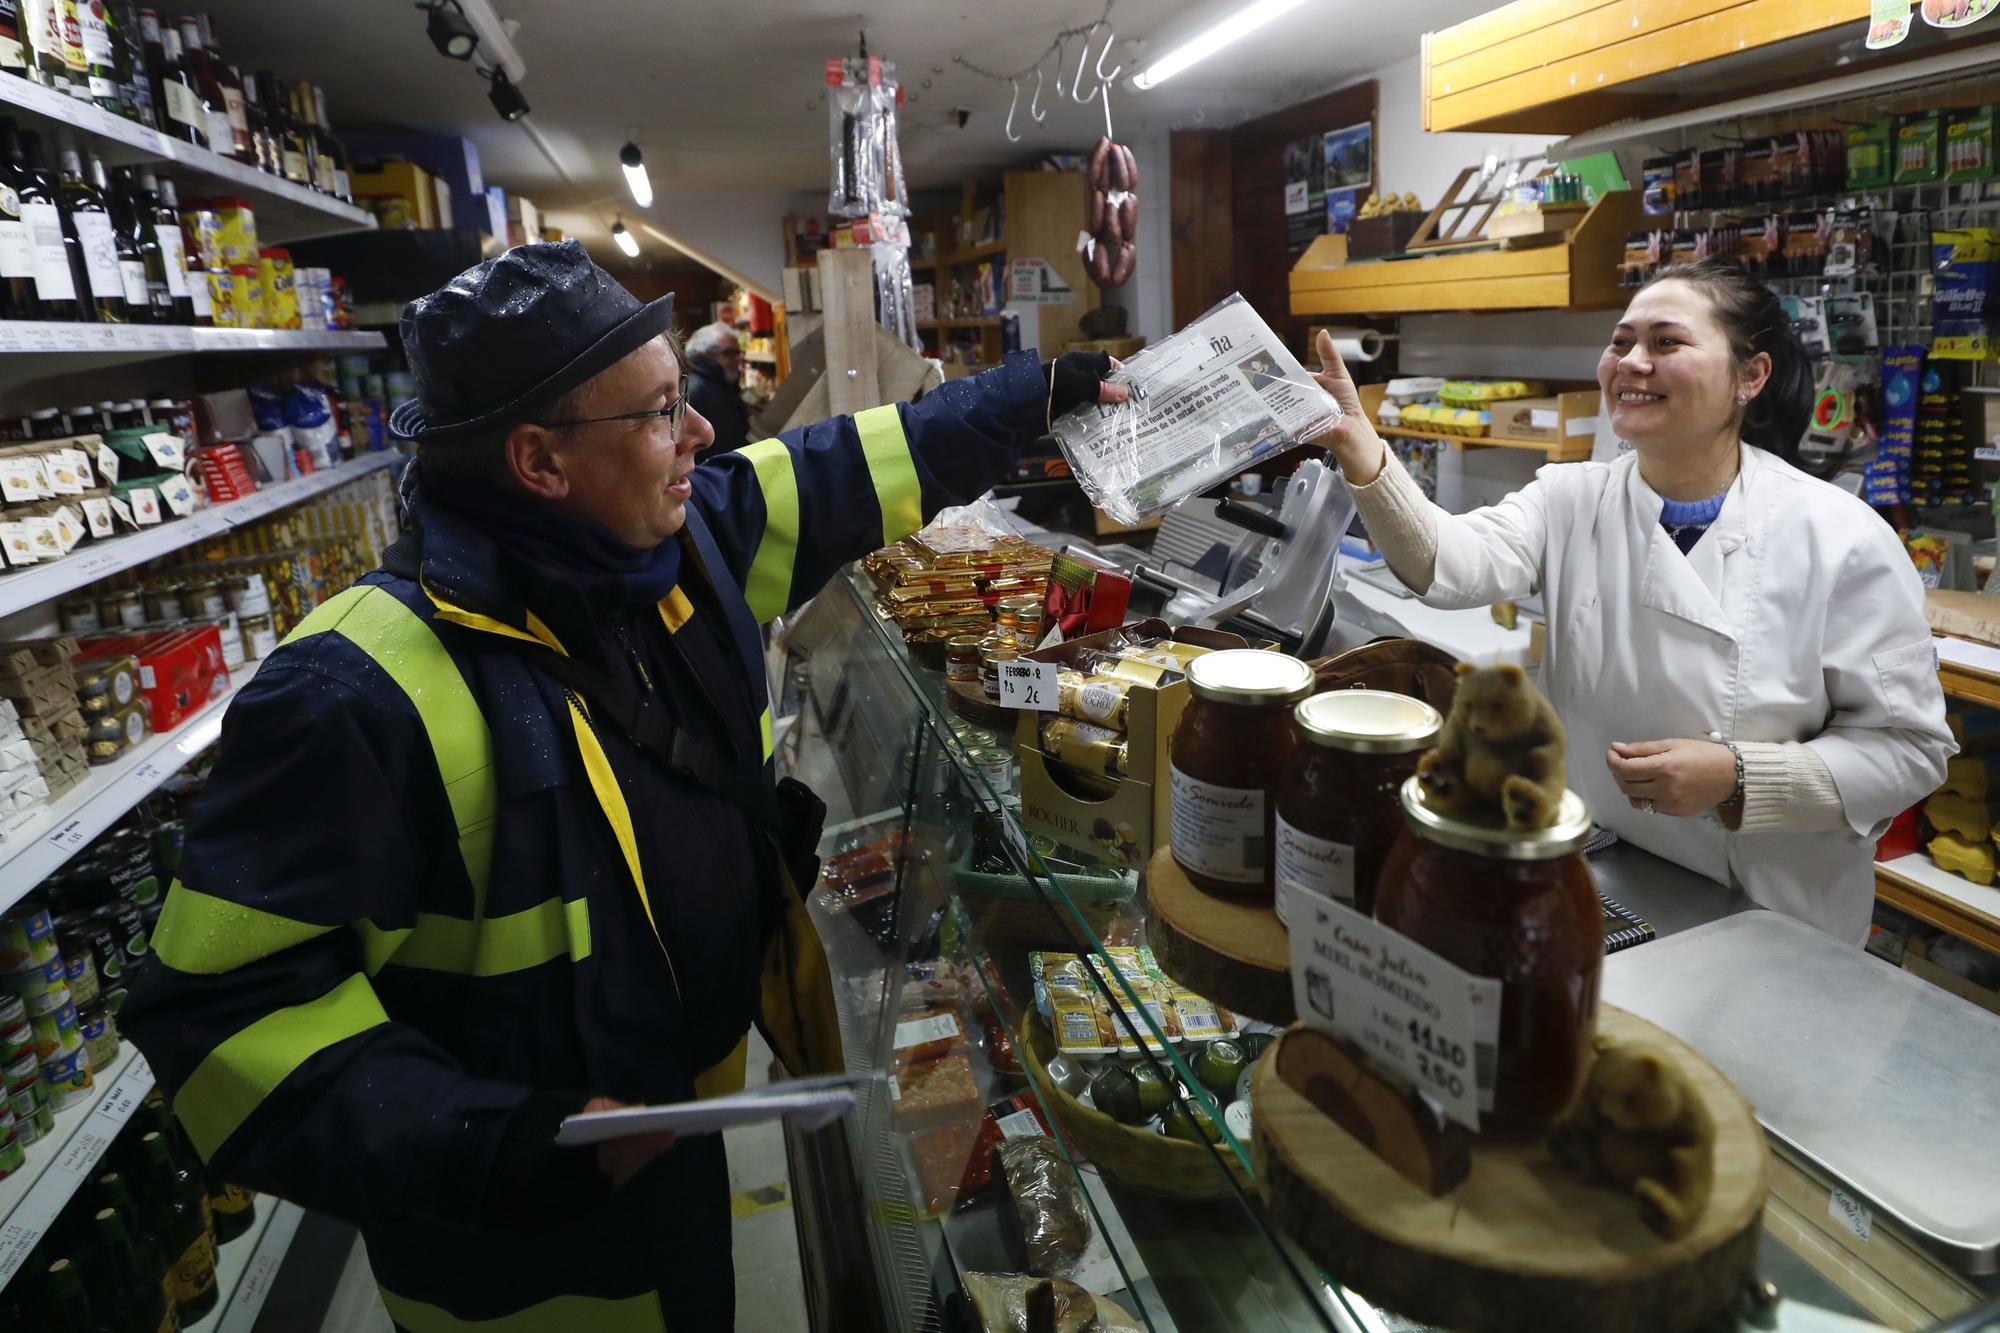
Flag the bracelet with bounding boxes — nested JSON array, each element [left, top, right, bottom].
[[1725, 741, 1745, 806]]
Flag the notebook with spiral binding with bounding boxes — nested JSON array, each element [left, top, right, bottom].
[[1600, 891, 1656, 953]]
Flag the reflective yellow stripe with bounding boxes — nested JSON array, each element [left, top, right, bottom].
[[377, 1286, 668, 1333], [739, 436, 798, 624], [566, 698, 679, 1000], [176, 973, 389, 1162], [354, 897, 590, 978], [281, 585, 368, 646], [427, 590, 568, 656], [759, 707, 774, 763], [659, 586, 694, 633], [854, 404, 922, 546], [693, 1034, 749, 1099], [152, 883, 332, 975]]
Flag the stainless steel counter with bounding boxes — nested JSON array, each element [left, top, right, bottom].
[[1586, 837, 1758, 939]]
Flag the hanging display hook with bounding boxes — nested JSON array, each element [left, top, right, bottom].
[[1072, 25, 1097, 105], [1005, 78, 1023, 142], [1030, 65, 1048, 123], [1093, 28, 1121, 139]]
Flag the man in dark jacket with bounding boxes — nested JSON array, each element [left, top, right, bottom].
[[121, 241, 1121, 1332], [684, 319, 752, 452]]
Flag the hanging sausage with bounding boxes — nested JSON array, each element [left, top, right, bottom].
[[1084, 136, 1138, 290]]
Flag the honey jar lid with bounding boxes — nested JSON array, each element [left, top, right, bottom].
[[1397, 776, 1592, 860], [1184, 650, 1315, 705], [1294, 690, 1441, 753]]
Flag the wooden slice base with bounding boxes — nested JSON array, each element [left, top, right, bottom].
[[1254, 1007, 1768, 1333], [945, 678, 1016, 734], [1144, 846, 1294, 1024]]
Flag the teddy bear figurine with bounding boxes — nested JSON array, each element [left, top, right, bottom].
[[1415, 663, 1567, 830], [1550, 1035, 1716, 1239]]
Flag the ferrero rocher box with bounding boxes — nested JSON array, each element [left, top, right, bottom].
[[1013, 619, 1260, 871]]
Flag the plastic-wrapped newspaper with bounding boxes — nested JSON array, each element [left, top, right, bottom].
[[1050, 294, 1342, 524]]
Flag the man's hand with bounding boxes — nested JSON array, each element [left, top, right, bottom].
[[1606, 739, 1738, 817], [583, 1096, 676, 1190], [1045, 351, 1132, 424], [1311, 330, 1389, 484]]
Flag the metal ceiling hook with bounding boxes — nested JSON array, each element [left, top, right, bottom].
[[1005, 78, 1022, 142], [1072, 25, 1097, 105], [1030, 65, 1047, 123]]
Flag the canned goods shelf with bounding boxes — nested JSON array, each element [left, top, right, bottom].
[[0, 451, 397, 623], [0, 662, 257, 916], [0, 1043, 152, 1292], [0, 70, 376, 245], [0, 322, 386, 356], [189, 1197, 306, 1333]]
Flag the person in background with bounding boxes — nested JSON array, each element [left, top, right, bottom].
[[121, 241, 1124, 1332], [685, 319, 752, 452], [1313, 256, 1952, 944]]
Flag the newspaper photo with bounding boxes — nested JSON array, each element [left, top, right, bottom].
[[1051, 293, 1342, 524]]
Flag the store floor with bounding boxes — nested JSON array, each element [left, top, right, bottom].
[[300, 1026, 809, 1332]]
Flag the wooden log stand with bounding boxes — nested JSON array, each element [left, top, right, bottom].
[[1144, 846, 1294, 1025], [1253, 1007, 1769, 1333]]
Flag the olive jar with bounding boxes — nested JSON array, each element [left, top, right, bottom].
[[1374, 779, 1602, 1138], [1274, 690, 1441, 926], [1167, 650, 1315, 897]]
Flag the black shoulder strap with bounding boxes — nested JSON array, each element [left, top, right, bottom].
[[378, 522, 782, 831]]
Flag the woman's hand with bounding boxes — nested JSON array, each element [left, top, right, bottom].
[[1606, 740, 1738, 817], [1311, 330, 1388, 484]]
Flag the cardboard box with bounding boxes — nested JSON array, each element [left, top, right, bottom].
[[79, 626, 226, 733], [346, 133, 485, 233], [1012, 620, 1259, 871], [1488, 389, 1601, 446], [350, 162, 436, 229], [482, 186, 509, 240]]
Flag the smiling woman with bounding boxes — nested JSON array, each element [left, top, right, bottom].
[[1311, 260, 1954, 946]]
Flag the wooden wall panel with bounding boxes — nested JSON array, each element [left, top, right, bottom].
[[1169, 130, 1235, 332]]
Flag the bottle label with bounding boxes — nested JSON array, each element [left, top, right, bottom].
[[119, 256, 147, 306], [205, 106, 232, 153], [21, 201, 75, 301], [166, 1232, 216, 1302], [156, 225, 188, 296], [0, 219, 31, 280], [0, 35, 23, 71], [315, 155, 335, 195], [58, 0, 83, 72], [75, 0, 108, 62], [187, 267, 211, 317], [86, 73, 113, 100], [281, 148, 305, 182], [1168, 763, 1266, 883], [1274, 814, 1355, 921], [210, 1182, 253, 1214], [221, 86, 246, 147], [154, 1307, 175, 1333], [334, 168, 349, 200], [72, 211, 123, 300], [163, 80, 203, 132]]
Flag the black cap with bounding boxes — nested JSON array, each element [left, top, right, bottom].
[[389, 239, 675, 445]]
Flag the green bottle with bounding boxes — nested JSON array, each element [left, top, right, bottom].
[[90, 1206, 176, 1333], [41, 1255, 114, 1331], [135, 1130, 217, 1324], [94, 1170, 178, 1332]]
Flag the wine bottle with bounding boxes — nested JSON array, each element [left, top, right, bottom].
[[41, 1256, 115, 1332], [135, 1129, 218, 1324], [153, 24, 204, 148], [309, 82, 350, 202], [89, 1206, 176, 1333], [21, 0, 71, 92], [55, 0, 87, 100], [261, 72, 309, 187], [110, 165, 162, 322], [238, 61, 273, 174], [109, 1, 152, 127], [175, 17, 230, 160], [17, 130, 80, 320], [0, 120, 38, 319], [139, 171, 187, 321], [0, 0, 28, 79], [194, 14, 246, 159], [74, 0, 117, 112], [57, 138, 125, 322]]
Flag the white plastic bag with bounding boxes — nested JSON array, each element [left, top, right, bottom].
[[1049, 293, 1342, 524]]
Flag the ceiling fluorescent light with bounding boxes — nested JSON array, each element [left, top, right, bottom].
[[1132, 0, 1310, 90], [619, 142, 653, 209], [612, 220, 639, 258]]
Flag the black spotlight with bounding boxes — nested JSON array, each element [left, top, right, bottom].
[[487, 67, 530, 122], [422, 1, 478, 60]]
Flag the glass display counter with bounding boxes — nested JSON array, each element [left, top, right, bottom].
[[773, 564, 1999, 1333]]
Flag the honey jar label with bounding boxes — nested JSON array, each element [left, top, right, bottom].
[[1274, 816, 1355, 910], [1168, 764, 1265, 884]]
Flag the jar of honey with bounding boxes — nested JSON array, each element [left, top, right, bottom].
[[1374, 779, 1602, 1138], [995, 595, 1045, 646], [944, 633, 985, 685], [1274, 690, 1441, 924], [1167, 650, 1315, 897]]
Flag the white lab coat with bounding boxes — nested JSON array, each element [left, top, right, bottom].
[[1417, 442, 1954, 943]]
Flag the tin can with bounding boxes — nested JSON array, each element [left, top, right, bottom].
[[0, 1120, 23, 1179], [234, 263, 266, 327], [4, 955, 67, 1013], [967, 745, 1015, 800], [30, 997, 80, 1059], [58, 598, 102, 632], [63, 950, 99, 1010], [39, 1045, 93, 1111], [209, 197, 259, 266], [0, 901, 58, 972], [5, 1050, 39, 1122], [186, 579, 228, 619], [1, 1020, 29, 1064], [78, 1004, 116, 1072], [142, 584, 183, 622], [241, 613, 277, 659], [207, 266, 240, 328]]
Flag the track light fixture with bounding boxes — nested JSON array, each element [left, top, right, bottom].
[[486, 66, 530, 121], [419, 0, 479, 60], [612, 220, 639, 258], [619, 142, 653, 209]]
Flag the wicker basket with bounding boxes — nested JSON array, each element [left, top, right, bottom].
[[950, 846, 1134, 947], [1019, 1016, 1254, 1200]]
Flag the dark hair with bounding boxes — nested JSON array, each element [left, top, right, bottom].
[[1639, 258, 1813, 462]]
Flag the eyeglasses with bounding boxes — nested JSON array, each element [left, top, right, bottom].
[[541, 393, 688, 437]]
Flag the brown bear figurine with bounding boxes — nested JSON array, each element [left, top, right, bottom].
[[1550, 1035, 1716, 1239], [1415, 663, 1567, 830]]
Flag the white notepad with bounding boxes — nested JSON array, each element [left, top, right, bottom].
[[553, 1074, 869, 1146]]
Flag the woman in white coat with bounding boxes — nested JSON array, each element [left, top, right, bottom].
[[1315, 258, 1954, 943]]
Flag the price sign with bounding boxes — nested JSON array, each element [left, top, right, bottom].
[[45, 817, 89, 852], [1288, 887, 1498, 1129], [997, 659, 1060, 710], [1829, 1188, 1873, 1242]]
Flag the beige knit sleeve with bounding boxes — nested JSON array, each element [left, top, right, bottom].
[[1731, 741, 1851, 833], [1344, 441, 1440, 594]]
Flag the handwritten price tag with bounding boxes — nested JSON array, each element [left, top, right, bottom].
[[45, 817, 88, 852], [997, 659, 1060, 711]]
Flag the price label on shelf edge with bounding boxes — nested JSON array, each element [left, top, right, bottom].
[[1287, 887, 1498, 1130], [997, 659, 1060, 711]]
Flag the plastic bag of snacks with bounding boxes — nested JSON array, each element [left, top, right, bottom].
[[1050, 293, 1341, 525]]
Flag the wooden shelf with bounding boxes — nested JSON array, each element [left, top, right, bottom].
[[1358, 384, 1596, 463], [1874, 855, 2000, 956], [917, 318, 1002, 331], [912, 239, 1006, 270], [1939, 662, 2000, 711], [1290, 190, 1641, 317]]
